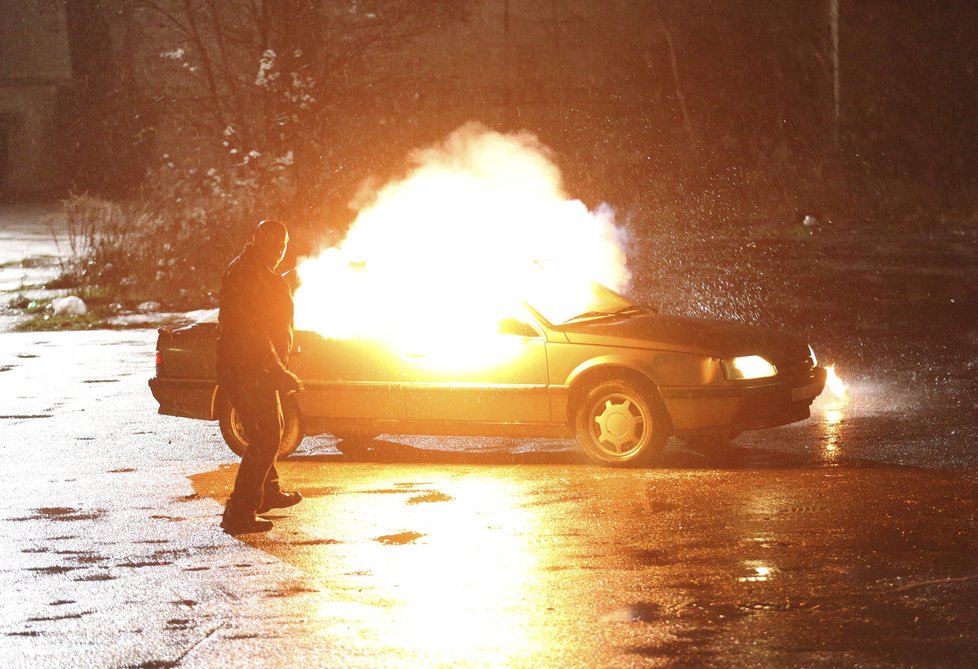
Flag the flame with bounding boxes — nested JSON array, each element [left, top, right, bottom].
[[824, 364, 849, 402], [293, 124, 629, 353]]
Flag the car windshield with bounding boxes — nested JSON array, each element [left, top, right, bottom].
[[528, 281, 643, 326]]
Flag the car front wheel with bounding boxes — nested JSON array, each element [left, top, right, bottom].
[[575, 379, 669, 467], [217, 392, 303, 458]]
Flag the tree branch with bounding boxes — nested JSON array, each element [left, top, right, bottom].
[[180, 0, 229, 133]]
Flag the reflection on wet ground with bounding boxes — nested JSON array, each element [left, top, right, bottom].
[[177, 363, 978, 666], [189, 455, 978, 667]]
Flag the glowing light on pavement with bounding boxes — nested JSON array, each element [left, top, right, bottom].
[[306, 475, 543, 662]]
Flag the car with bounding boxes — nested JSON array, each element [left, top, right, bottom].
[[149, 282, 826, 467]]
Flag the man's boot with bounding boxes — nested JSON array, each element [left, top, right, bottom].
[[221, 501, 273, 534], [258, 490, 302, 514]]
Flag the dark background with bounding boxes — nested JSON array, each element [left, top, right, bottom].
[[18, 0, 976, 227]]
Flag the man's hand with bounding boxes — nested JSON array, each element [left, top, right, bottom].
[[280, 369, 304, 394]]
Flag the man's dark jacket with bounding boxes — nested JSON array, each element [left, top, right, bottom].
[[216, 243, 294, 382]]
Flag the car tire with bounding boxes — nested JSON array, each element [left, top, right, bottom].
[[217, 391, 303, 459], [575, 379, 669, 467]]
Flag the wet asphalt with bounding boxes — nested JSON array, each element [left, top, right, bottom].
[[2, 210, 978, 667], [1, 325, 977, 668]]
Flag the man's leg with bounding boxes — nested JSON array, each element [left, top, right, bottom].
[[263, 462, 281, 497], [223, 377, 283, 529], [259, 418, 303, 513]]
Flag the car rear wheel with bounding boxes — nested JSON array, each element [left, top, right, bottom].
[[217, 392, 303, 459], [575, 379, 668, 467]]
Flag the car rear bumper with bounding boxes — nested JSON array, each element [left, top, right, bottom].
[[148, 377, 217, 420], [660, 366, 827, 434]]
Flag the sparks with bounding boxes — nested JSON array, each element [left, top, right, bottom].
[[824, 364, 849, 402]]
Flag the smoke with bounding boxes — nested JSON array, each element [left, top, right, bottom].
[[294, 124, 630, 342]]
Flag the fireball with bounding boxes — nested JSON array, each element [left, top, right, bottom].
[[293, 124, 629, 352]]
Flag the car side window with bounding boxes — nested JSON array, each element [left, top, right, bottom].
[[498, 317, 541, 338]]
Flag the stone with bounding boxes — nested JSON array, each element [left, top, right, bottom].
[[51, 296, 87, 316]]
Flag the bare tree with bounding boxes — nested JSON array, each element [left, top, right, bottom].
[[133, 0, 467, 219]]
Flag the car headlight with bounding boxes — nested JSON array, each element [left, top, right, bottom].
[[722, 355, 778, 380], [808, 344, 818, 366]]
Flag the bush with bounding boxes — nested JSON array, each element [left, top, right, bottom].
[[53, 156, 289, 310]]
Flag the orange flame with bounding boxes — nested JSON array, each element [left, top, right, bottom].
[[824, 364, 849, 402], [293, 125, 629, 352]]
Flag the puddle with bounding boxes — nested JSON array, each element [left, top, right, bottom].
[[131, 660, 178, 669], [631, 549, 677, 567], [601, 602, 662, 623], [27, 565, 82, 575], [290, 538, 341, 546], [74, 555, 108, 564], [72, 573, 116, 582], [117, 560, 171, 568], [24, 507, 103, 522], [736, 601, 816, 612], [376, 531, 425, 545], [407, 491, 454, 504], [27, 612, 90, 622], [266, 585, 320, 598]]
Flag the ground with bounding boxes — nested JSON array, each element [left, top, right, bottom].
[[1, 205, 977, 667]]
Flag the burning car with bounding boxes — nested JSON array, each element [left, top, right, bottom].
[[149, 282, 826, 467]]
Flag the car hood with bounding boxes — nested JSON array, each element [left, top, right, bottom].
[[559, 313, 810, 363]]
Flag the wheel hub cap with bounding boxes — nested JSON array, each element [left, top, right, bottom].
[[593, 397, 646, 454]]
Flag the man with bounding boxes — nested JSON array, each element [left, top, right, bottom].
[[217, 220, 304, 534]]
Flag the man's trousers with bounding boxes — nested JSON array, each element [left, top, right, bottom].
[[222, 371, 283, 514]]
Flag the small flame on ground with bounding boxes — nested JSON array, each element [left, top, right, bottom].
[[824, 364, 849, 402]]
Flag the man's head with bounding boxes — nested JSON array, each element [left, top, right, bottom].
[[253, 219, 289, 270]]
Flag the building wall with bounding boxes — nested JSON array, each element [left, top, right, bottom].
[[0, 0, 72, 196]]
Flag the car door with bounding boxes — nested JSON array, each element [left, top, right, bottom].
[[291, 331, 404, 420], [401, 312, 551, 424]]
